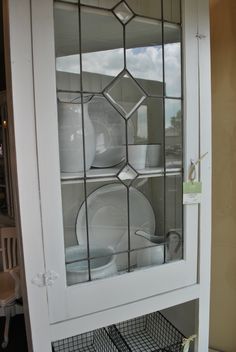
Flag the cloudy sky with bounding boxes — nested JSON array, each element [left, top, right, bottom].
[[56, 43, 181, 127]]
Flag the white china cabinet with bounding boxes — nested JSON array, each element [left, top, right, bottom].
[[5, 0, 211, 351]]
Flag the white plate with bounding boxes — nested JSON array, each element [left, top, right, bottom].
[[76, 183, 155, 250], [88, 96, 133, 168]]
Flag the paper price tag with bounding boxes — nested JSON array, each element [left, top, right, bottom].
[[183, 181, 202, 205]]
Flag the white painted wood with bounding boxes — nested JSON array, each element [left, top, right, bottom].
[[7, 1, 51, 351], [51, 283, 200, 341], [30, 0, 68, 323], [31, 0, 200, 324], [195, 0, 212, 351]]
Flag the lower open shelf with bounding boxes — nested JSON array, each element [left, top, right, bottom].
[[52, 311, 185, 352]]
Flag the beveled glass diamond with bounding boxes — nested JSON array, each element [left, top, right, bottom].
[[104, 71, 147, 119], [117, 164, 138, 186], [113, 2, 134, 24]]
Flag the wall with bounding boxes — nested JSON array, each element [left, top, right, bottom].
[[210, 1, 236, 351]]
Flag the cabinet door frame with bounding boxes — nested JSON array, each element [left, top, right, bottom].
[[29, 0, 201, 324]]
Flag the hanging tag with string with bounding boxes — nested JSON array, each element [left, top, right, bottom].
[[183, 152, 208, 205], [182, 334, 197, 352]]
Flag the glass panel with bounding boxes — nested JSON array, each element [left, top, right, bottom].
[[113, 2, 134, 24], [113, 252, 129, 274], [128, 97, 163, 171], [163, 0, 181, 24], [56, 0, 78, 3], [62, 183, 89, 285], [81, 0, 120, 9], [117, 164, 138, 187], [104, 70, 146, 118], [81, 7, 124, 93], [126, 0, 162, 20], [130, 177, 165, 250], [53, 0, 184, 284], [165, 175, 183, 262], [54, 2, 81, 92], [85, 180, 128, 266], [126, 17, 163, 96], [87, 95, 126, 168], [165, 99, 182, 169], [164, 23, 181, 97], [58, 97, 96, 174], [134, 244, 164, 269]]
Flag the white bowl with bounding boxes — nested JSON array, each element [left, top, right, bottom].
[[65, 246, 117, 285]]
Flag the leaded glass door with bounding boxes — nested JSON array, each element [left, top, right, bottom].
[[32, 0, 199, 323]]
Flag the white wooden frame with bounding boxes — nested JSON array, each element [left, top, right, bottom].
[[6, 0, 211, 350], [29, 0, 199, 323]]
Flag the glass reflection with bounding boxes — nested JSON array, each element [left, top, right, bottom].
[[54, 1, 81, 92], [85, 180, 128, 250], [126, 17, 163, 96], [54, 2, 80, 57], [165, 175, 183, 262], [87, 95, 126, 168], [113, 2, 134, 24], [126, 0, 162, 20], [163, 0, 181, 24], [165, 99, 182, 169], [81, 0, 120, 9], [130, 177, 165, 252], [134, 244, 164, 269], [61, 182, 86, 246], [81, 7, 124, 92], [104, 70, 146, 118], [128, 98, 163, 170], [164, 23, 181, 97]]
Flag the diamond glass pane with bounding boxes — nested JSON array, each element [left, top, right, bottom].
[[126, 17, 163, 96], [117, 164, 138, 186], [104, 71, 146, 119], [113, 2, 134, 24]]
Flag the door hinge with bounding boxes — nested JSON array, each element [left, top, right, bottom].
[[31, 270, 59, 287]]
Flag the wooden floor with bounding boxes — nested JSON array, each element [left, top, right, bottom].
[[0, 315, 28, 352]]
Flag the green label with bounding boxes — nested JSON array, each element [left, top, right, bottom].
[[183, 181, 202, 194]]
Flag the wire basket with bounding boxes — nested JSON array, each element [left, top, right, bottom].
[[107, 312, 185, 352], [52, 328, 119, 352]]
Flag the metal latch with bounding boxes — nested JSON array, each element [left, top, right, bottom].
[[196, 33, 206, 39], [31, 270, 59, 287]]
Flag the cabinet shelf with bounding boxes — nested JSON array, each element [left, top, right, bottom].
[[61, 167, 182, 184]]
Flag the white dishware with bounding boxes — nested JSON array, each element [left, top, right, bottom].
[[136, 241, 164, 268], [76, 184, 155, 251], [88, 96, 127, 168], [146, 144, 161, 167], [65, 245, 117, 285], [128, 144, 147, 170], [58, 101, 96, 172]]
